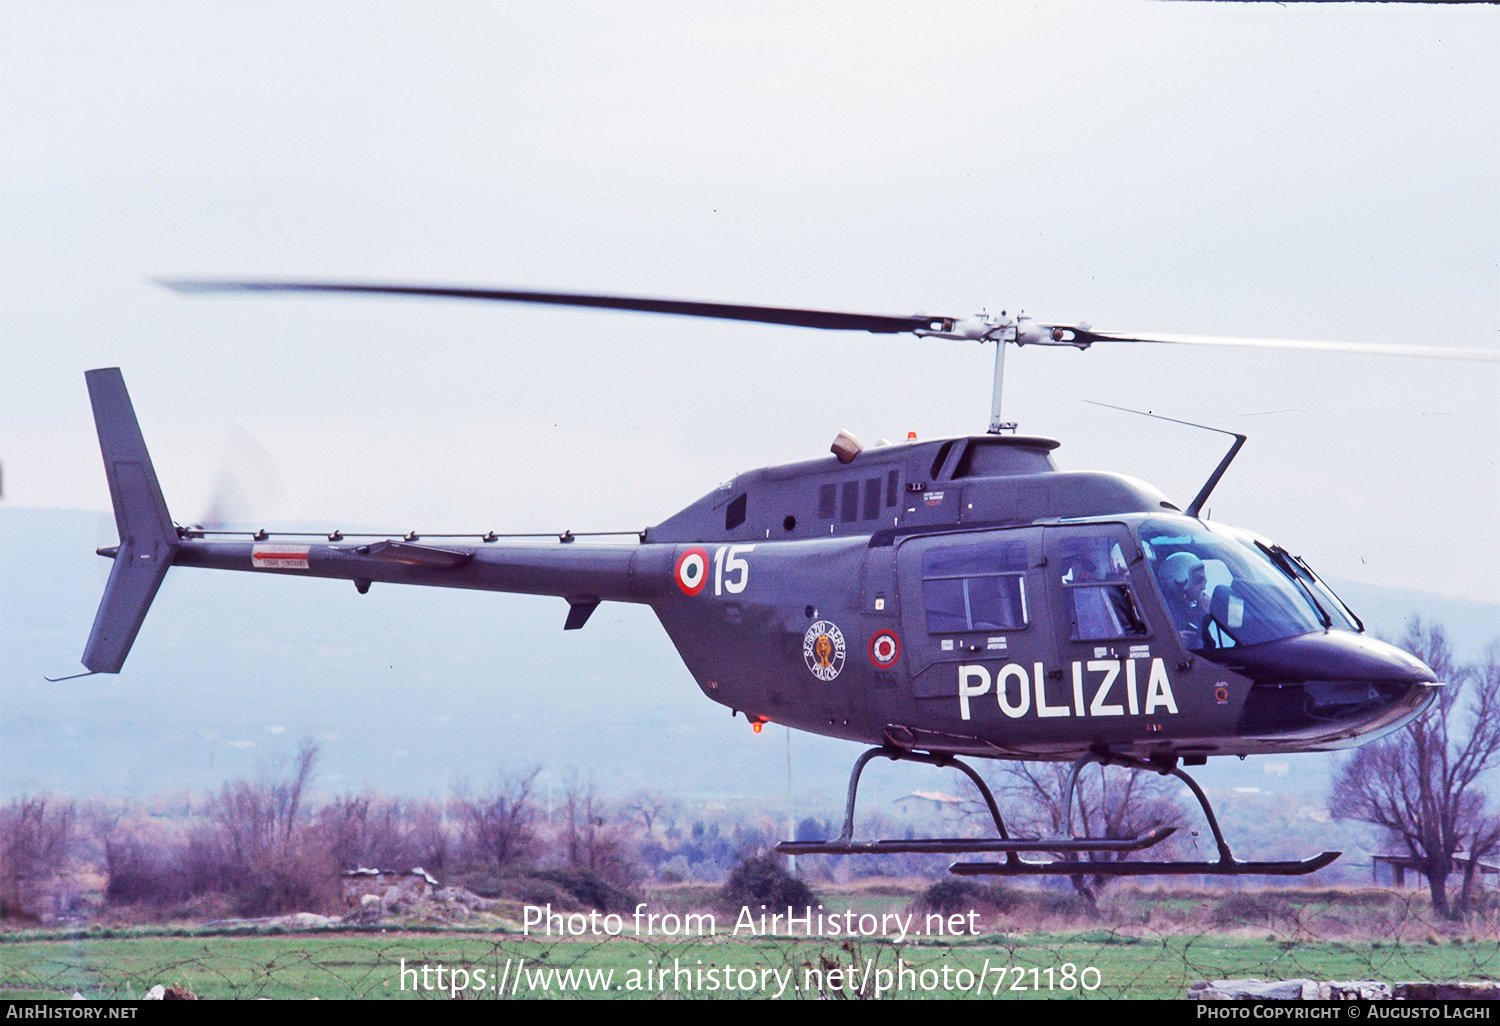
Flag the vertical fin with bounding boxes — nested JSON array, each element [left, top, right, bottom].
[[80, 368, 179, 673]]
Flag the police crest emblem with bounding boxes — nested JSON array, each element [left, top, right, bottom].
[[802, 620, 846, 681]]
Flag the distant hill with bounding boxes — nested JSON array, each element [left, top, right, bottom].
[[1, 507, 869, 804], [1322, 577, 1498, 663], [3, 508, 1495, 806]]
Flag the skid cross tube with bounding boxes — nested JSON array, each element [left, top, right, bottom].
[[775, 747, 1025, 861], [1060, 752, 1230, 863], [1057, 751, 1232, 863]]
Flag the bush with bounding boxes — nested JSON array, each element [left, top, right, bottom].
[[531, 866, 639, 914], [103, 834, 191, 906], [719, 852, 816, 909], [231, 853, 339, 917], [913, 878, 1017, 918], [1212, 891, 1295, 927]]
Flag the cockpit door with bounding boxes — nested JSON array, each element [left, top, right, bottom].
[[1042, 523, 1171, 721]]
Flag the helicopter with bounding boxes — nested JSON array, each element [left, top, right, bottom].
[[65, 282, 1496, 877]]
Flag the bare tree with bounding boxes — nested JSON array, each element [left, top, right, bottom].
[[188, 739, 335, 914], [560, 778, 638, 885], [1331, 623, 1500, 918], [319, 793, 416, 872], [455, 768, 540, 872], [561, 778, 605, 871], [627, 790, 678, 834], [408, 800, 452, 879], [91, 806, 197, 908], [201, 740, 320, 883], [281, 740, 317, 849], [0, 797, 76, 878], [0, 797, 77, 918], [996, 760, 1183, 903]]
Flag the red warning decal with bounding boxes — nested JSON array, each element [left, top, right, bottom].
[[674, 547, 709, 596], [868, 629, 901, 669], [252, 544, 310, 570]]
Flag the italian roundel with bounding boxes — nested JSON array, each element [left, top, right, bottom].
[[868, 629, 901, 669], [674, 547, 709, 596]]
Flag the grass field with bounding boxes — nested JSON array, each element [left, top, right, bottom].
[[2, 927, 1496, 999], [5, 883, 1496, 999]]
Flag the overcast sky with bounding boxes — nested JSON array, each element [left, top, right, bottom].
[[3, 1, 1497, 607]]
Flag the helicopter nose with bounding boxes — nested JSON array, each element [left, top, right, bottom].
[[1216, 631, 1440, 745]]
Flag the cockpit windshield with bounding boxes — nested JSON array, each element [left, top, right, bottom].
[[1275, 549, 1363, 633], [1137, 517, 1334, 652]]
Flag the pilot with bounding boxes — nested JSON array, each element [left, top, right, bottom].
[[1160, 551, 1210, 646]]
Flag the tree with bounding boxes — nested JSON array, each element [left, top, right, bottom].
[[319, 793, 417, 872], [454, 768, 540, 872], [408, 801, 452, 879], [559, 777, 638, 885], [0, 797, 76, 918], [0, 797, 76, 879], [91, 804, 193, 907], [188, 739, 335, 914], [627, 791, 678, 835], [1330, 622, 1500, 918], [996, 760, 1183, 903], [199, 740, 319, 884]]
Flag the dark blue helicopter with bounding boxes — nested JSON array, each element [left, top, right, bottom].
[[69, 283, 1492, 877]]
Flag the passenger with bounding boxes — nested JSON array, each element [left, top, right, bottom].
[[1067, 543, 1112, 582], [1064, 542, 1144, 638]]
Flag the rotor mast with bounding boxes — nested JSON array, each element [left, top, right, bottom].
[[912, 311, 1090, 435], [988, 339, 1015, 434]]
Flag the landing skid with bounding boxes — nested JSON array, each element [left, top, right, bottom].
[[951, 853, 1341, 877], [772, 747, 1340, 877], [778, 828, 1175, 857]]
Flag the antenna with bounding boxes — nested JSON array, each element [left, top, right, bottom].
[[1083, 401, 1247, 519]]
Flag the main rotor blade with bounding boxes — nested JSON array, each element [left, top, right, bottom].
[[160, 280, 944, 335], [161, 279, 1499, 361], [1070, 328, 1498, 363]]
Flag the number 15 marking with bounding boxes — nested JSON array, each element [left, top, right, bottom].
[[713, 545, 755, 596]]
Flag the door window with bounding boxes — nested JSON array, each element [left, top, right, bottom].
[[1057, 535, 1147, 640], [921, 539, 1028, 633]]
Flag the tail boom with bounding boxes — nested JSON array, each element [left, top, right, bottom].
[[171, 539, 671, 606]]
